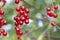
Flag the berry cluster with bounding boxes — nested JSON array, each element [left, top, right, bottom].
[[0, 0, 8, 36], [46, 5, 58, 18], [0, 29, 7, 36], [14, 5, 29, 40], [14, 5, 29, 26], [46, 5, 58, 26], [0, 9, 8, 36]]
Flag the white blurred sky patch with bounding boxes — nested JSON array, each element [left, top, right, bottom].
[[36, 13, 42, 19], [53, 27, 57, 32], [3, 24, 12, 31], [38, 21, 43, 27], [6, 0, 12, 4]]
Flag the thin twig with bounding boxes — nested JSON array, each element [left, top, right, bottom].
[[47, 29, 50, 40]]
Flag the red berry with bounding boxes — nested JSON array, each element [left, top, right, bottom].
[[20, 6, 25, 11], [47, 11, 53, 17], [16, 7, 20, 11], [19, 10, 24, 15], [51, 21, 56, 26], [0, 10, 4, 15], [14, 16, 20, 21], [14, 16, 17, 20], [15, 0, 20, 4], [21, 16, 25, 21], [25, 16, 29, 19], [0, 16, 3, 21], [3, 32, 7, 36], [19, 20, 23, 25], [14, 22, 19, 26], [1, 29, 5, 33], [18, 31, 23, 36], [3, 0, 6, 3], [25, 8, 29, 13], [16, 17, 20, 21], [25, 19, 29, 24], [53, 13, 58, 18], [54, 5, 58, 10], [15, 27, 20, 32], [3, 20, 7, 25], [46, 7, 51, 11], [24, 13, 28, 17]]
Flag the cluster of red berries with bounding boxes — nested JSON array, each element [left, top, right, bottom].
[[0, 0, 7, 36], [46, 5, 58, 26], [0, 29, 7, 36], [15, 0, 29, 39], [0, 9, 8, 36], [0, 9, 7, 36], [15, 0, 20, 4], [15, 26, 23, 40], [46, 5, 58, 18], [0, 0, 6, 5], [14, 4, 29, 40], [14, 5, 29, 26]]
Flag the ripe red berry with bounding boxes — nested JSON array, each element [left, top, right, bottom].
[[47, 11, 53, 17], [24, 13, 28, 17], [25, 8, 29, 13], [0, 16, 3, 21], [3, 0, 6, 3], [20, 6, 25, 11], [0, 10, 4, 15], [54, 5, 58, 10], [16, 7, 20, 11], [15, 27, 20, 32], [25, 16, 29, 19], [53, 13, 58, 18], [21, 16, 25, 21], [25, 19, 29, 24], [14, 16, 20, 21], [14, 22, 19, 26], [51, 21, 56, 26], [19, 10, 24, 15], [3, 20, 7, 25], [19, 20, 23, 25], [1, 29, 5, 33], [15, 0, 20, 4], [46, 7, 51, 11], [16, 17, 20, 21], [18, 31, 23, 36], [3, 32, 7, 36]]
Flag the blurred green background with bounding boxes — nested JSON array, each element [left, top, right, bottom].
[[1, 0, 60, 40]]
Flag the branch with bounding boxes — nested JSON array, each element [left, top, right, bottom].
[[23, 0, 35, 8]]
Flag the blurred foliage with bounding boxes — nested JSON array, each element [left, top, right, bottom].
[[1, 0, 60, 40]]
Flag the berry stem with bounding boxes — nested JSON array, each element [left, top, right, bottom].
[[51, 0, 54, 11]]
